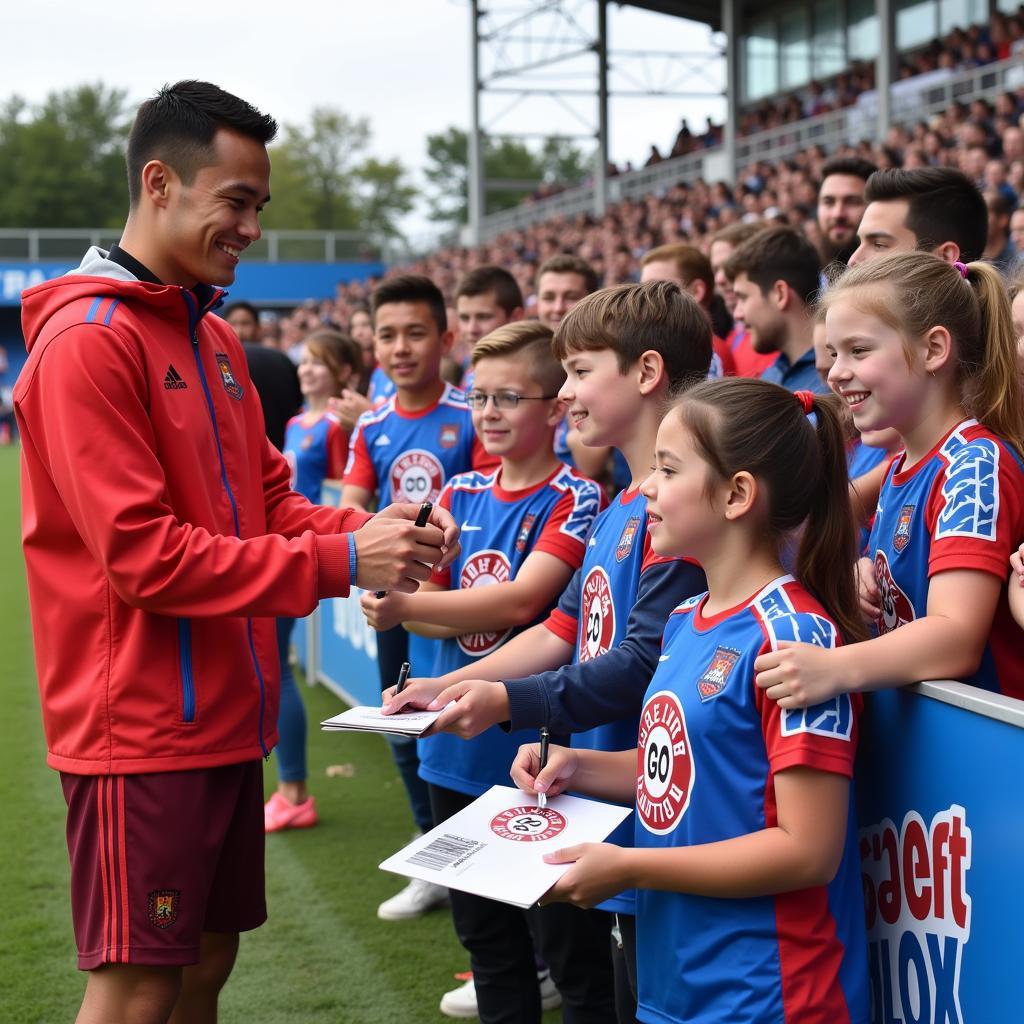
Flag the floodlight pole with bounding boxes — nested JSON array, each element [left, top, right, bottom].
[[595, 0, 610, 216], [468, 0, 485, 247], [876, 0, 894, 138], [722, 0, 738, 185]]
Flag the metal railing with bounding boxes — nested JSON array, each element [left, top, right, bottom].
[[477, 53, 1024, 241], [0, 229, 385, 264]]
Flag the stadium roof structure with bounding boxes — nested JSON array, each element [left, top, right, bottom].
[[620, 0, 721, 33]]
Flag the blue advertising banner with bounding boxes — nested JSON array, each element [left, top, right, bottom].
[[857, 683, 1024, 1024]]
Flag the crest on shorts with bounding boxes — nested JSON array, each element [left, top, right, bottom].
[[148, 889, 180, 929], [516, 513, 536, 552], [215, 352, 244, 400], [439, 423, 459, 449], [893, 503, 915, 552], [697, 646, 740, 702], [616, 515, 641, 561]]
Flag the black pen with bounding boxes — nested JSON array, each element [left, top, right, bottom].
[[375, 501, 434, 599], [537, 726, 550, 808], [395, 660, 411, 696]]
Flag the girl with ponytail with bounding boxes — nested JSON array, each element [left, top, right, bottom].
[[510, 378, 869, 1024], [757, 251, 1024, 706]]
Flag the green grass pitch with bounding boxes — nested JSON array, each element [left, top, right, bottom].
[[0, 445, 560, 1022]]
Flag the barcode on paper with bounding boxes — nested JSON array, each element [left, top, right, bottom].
[[409, 833, 482, 871]]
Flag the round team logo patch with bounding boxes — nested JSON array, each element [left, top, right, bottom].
[[874, 551, 916, 634], [579, 567, 615, 662], [457, 549, 513, 657], [636, 691, 694, 835], [390, 449, 444, 503], [490, 806, 567, 843]]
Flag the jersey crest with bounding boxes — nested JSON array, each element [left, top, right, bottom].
[[390, 449, 444, 503], [439, 423, 460, 449], [636, 691, 694, 835], [875, 550, 916, 634], [696, 646, 740, 702], [893, 503, 914, 552], [457, 549, 512, 657], [214, 352, 243, 400], [579, 566, 615, 661], [615, 515, 641, 562], [515, 513, 536, 552]]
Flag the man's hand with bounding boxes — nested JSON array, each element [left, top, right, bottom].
[[855, 556, 880, 622], [353, 514, 446, 594], [754, 640, 847, 709], [540, 843, 632, 908], [373, 502, 460, 572], [360, 590, 407, 632], [328, 390, 371, 433], [510, 742, 578, 801], [428, 679, 511, 738]]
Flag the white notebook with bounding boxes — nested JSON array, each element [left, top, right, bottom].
[[320, 703, 448, 738], [380, 784, 633, 909]]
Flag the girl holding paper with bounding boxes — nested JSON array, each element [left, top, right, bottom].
[[512, 378, 870, 1024]]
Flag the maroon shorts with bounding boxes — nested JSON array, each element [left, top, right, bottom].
[[60, 761, 266, 970]]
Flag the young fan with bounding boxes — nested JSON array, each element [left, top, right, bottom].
[[265, 328, 361, 833], [362, 321, 603, 1021], [512, 378, 869, 1024], [756, 253, 1024, 704]]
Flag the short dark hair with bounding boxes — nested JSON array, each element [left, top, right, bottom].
[[371, 275, 447, 333], [223, 301, 259, 322], [819, 157, 877, 189], [536, 254, 600, 295], [454, 266, 524, 316], [863, 167, 988, 261], [553, 281, 712, 391], [126, 81, 277, 206], [723, 226, 822, 305]]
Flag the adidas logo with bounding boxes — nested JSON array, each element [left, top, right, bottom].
[[373, 434, 391, 447], [163, 365, 188, 391]]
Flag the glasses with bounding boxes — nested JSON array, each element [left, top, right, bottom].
[[465, 390, 559, 410]]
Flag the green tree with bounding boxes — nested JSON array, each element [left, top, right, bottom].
[[0, 84, 131, 228], [423, 126, 592, 227]]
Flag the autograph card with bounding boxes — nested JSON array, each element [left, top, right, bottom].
[[321, 704, 447, 738], [379, 785, 632, 908]]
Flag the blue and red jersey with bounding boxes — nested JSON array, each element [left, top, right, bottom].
[[342, 383, 496, 506], [869, 418, 1024, 699], [634, 576, 868, 1024], [367, 365, 396, 406], [284, 410, 348, 504], [417, 464, 604, 796]]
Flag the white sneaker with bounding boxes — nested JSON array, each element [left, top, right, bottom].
[[439, 970, 562, 1019], [376, 877, 449, 921]]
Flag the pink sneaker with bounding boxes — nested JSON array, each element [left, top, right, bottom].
[[264, 792, 319, 833]]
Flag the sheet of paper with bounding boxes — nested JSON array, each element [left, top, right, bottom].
[[320, 704, 447, 737], [380, 784, 633, 909]]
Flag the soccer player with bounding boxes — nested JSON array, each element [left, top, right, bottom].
[[342, 274, 497, 922], [362, 320, 604, 1021], [13, 80, 458, 1024]]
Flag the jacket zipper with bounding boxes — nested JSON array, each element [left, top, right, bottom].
[[178, 618, 196, 723], [184, 290, 269, 758]]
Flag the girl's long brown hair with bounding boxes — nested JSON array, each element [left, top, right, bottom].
[[677, 377, 868, 644]]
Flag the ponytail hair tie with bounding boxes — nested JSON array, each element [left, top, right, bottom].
[[954, 260, 970, 280], [794, 390, 815, 415]]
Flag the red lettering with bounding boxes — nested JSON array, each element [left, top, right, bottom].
[[931, 820, 949, 921], [878, 827, 902, 925], [948, 815, 969, 929], [902, 819, 931, 920]]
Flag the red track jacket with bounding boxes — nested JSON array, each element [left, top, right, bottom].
[[15, 252, 372, 775]]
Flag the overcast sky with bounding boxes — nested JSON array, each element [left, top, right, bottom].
[[8, 1, 723, 238]]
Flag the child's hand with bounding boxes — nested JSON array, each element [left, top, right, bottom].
[[359, 590, 406, 632], [382, 676, 445, 714], [510, 742, 578, 801], [855, 556, 880, 622], [426, 679, 511, 738], [754, 640, 845, 708], [540, 843, 631, 908], [1010, 543, 1024, 584], [328, 390, 371, 433]]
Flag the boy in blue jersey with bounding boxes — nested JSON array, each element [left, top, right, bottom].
[[363, 320, 605, 1022], [342, 274, 497, 922], [387, 281, 712, 1022]]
